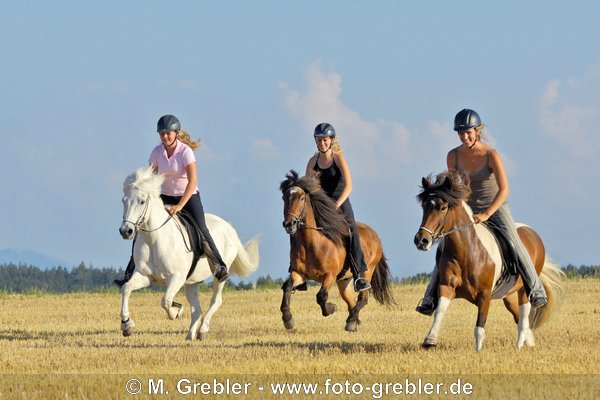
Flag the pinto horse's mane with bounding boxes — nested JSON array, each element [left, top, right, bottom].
[[123, 165, 165, 198], [417, 170, 472, 208], [280, 170, 349, 244]]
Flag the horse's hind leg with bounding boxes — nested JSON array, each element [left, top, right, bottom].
[[120, 272, 151, 337], [162, 276, 186, 320], [184, 283, 203, 341], [337, 278, 361, 331], [316, 273, 337, 317], [197, 279, 225, 340]]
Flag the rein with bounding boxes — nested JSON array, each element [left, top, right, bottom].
[[285, 187, 324, 232], [418, 198, 474, 242], [122, 192, 174, 234]]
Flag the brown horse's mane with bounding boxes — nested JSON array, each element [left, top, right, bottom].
[[280, 170, 349, 244], [417, 170, 472, 208]]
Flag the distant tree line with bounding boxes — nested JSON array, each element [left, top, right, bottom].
[[0, 262, 597, 293]]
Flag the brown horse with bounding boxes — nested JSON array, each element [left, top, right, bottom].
[[413, 171, 564, 351], [280, 170, 395, 332]]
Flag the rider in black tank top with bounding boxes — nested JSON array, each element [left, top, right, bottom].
[[305, 123, 371, 292]]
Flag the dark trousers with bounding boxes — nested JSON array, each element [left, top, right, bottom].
[[161, 192, 227, 268], [339, 199, 367, 275]]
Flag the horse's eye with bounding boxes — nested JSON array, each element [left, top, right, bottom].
[[140, 199, 146, 205], [440, 205, 448, 212]]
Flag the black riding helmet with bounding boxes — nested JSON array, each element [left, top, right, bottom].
[[453, 109, 481, 132], [313, 122, 336, 138], [157, 114, 181, 133]]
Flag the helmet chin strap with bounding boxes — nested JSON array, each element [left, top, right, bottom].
[[316, 138, 333, 153], [468, 136, 478, 149]]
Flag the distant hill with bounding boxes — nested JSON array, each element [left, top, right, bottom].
[[0, 248, 71, 269]]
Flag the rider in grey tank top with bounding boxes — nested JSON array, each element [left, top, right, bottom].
[[454, 149, 503, 214]]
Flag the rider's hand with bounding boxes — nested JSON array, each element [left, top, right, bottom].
[[473, 212, 489, 224], [167, 204, 182, 215]]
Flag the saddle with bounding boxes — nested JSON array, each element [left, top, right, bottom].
[[485, 221, 520, 298], [175, 210, 205, 279]]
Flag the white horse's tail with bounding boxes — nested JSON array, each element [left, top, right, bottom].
[[530, 258, 566, 329], [229, 235, 260, 278]]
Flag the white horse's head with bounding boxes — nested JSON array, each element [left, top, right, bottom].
[[119, 166, 165, 239]]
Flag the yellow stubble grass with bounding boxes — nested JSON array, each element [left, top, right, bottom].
[[0, 280, 598, 398]]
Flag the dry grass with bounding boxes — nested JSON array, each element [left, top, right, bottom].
[[0, 280, 598, 399]]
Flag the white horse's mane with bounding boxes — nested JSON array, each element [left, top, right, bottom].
[[123, 165, 164, 198]]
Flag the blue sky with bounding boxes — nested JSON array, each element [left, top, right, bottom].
[[1, 1, 599, 278]]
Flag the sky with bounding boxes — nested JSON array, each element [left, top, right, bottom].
[[1, 1, 599, 279]]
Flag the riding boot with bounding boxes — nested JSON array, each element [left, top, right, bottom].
[[416, 266, 439, 316], [213, 264, 230, 283], [114, 256, 135, 287], [345, 237, 371, 292]]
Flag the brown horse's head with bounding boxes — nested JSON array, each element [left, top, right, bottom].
[[414, 171, 471, 250], [279, 170, 347, 243]]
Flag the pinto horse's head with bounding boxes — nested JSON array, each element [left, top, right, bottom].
[[414, 171, 471, 251]]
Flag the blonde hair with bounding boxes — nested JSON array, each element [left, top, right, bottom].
[[177, 129, 201, 151], [474, 124, 489, 143]]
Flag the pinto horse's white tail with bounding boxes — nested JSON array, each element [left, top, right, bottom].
[[530, 258, 566, 329], [230, 235, 260, 278]]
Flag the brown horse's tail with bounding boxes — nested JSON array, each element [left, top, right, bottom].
[[371, 254, 396, 306], [530, 258, 566, 329]]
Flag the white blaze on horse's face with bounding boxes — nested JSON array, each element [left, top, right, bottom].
[[414, 196, 449, 251], [282, 187, 306, 235], [119, 188, 149, 240]]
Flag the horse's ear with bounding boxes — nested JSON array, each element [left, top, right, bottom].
[[442, 176, 452, 190], [421, 177, 429, 189]]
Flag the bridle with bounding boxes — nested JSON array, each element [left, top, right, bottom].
[[284, 186, 323, 232], [122, 190, 174, 234], [418, 195, 473, 242]]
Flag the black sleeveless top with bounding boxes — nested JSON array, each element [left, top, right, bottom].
[[313, 154, 345, 200]]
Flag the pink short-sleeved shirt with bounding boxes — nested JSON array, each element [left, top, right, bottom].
[[148, 140, 198, 196]]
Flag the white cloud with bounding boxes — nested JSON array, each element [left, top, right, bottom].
[[280, 60, 418, 178], [538, 70, 600, 158], [251, 138, 282, 161]]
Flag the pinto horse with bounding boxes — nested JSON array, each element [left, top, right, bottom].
[[413, 171, 564, 351], [279, 170, 395, 332], [118, 166, 260, 340]]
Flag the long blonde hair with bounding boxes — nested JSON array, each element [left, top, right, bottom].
[[177, 129, 201, 151]]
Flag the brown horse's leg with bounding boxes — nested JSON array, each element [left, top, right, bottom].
[[316, 273, 337, 317], [346, 289, 368, 332], [474, 290, 492, 351], [281, 271, 305, 330]]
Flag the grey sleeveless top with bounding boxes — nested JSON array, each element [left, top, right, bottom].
[[454, 149, 502, 212]]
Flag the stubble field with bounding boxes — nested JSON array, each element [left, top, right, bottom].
[[0, 280, 598, 399]]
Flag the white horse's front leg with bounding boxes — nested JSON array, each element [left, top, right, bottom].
[[198, 279, 225, 340], [422, 297, 451, 348], [517, 302, 535, 349], [162, 275, 186, 320], [120, 272, 151, 336], [184, 283, 203, 341]]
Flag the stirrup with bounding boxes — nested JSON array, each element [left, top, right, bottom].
[[214, 266, 230, 283], [353, 278, 371, 292], [529, 291, 547, 309], [415, 297, 436, 316]]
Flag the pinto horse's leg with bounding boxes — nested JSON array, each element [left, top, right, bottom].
[[120, 272, 151, 337], [422, 296, 451, 348], [184, 283, 202, 341], [316, 273, 337, 317], [161, 275, 186, 320], [197, 279, 225, 340], [516, 288, 535, 349], [473, 290, 492, 352]]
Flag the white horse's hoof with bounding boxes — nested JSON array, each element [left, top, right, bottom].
[[121, 319, 135, 337], [197, 332, 208, 341]]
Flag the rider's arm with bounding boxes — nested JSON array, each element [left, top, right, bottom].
[[305, 154, 318, 176], [484, 149, 510, 218], [333, 152, 352, 209], [169, 161, 197, 215]]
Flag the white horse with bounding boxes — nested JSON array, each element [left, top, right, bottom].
[[118, 166, 259, 340]]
